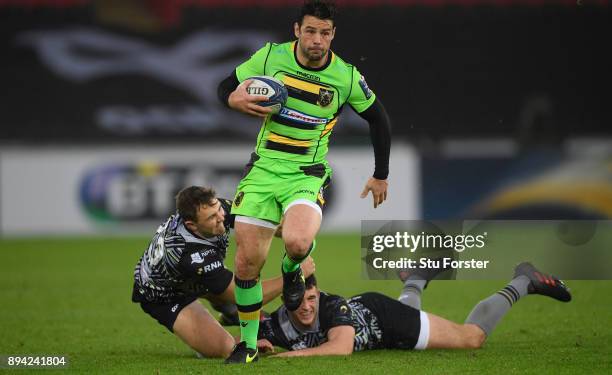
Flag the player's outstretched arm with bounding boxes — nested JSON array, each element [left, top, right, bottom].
[[356, 98, 391, 208], [217, 72, 273, 118], [272, 325, 355, 357]]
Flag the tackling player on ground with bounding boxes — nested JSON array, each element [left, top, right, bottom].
[[217, 0, 391, 363], [257, 263, 571, 356], [131, 186, 314, 358]]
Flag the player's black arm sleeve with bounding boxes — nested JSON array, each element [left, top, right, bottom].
[[219, 198, 236, 229], [356, 98, 391, 180], [217, 71, 240, 108]]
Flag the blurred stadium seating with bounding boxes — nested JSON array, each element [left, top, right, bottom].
[[1, 0, 611, 235]]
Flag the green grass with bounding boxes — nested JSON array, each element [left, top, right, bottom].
[[1, 235, 611, 374]]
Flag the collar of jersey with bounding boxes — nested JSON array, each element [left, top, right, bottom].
[[179, 218, 218, 242], [292, 41, 333, 72]]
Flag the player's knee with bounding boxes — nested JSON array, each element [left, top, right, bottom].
[[464, 328, 486, 349], [283, 235, 311, 259], [220, 336, 235, 357], [195, 335, 234, 358], [234, 253, 260, 279]]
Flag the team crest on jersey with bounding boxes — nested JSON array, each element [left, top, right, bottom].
[[318, 88, 334, 107], [358, 75, 373, 99], [234, 191, 244, 207]]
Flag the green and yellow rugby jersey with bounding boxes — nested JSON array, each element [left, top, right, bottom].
[[235, 41, 376, 163]]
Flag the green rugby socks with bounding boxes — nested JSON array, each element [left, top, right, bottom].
[[282, 239, 316, 273], [234, 277, 263, 350]]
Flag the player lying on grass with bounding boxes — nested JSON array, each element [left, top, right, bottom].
[[131, 186, 314, 358], [256, 262, 571, 356]]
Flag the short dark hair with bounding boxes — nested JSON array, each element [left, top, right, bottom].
[[305, 274, 318, 289], [175, 186, 216, 222], [298, 0, 337, 25]]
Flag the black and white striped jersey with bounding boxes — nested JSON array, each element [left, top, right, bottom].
[[258, 292, 353, 351], [132, 199, 234, 304], [258, 291, 385, 352]]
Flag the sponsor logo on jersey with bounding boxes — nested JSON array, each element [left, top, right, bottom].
[[294, 189, 316, 196], [278, 107, 328, 127], [358, 75, 373, 99], [295, 71, 321, 82], [171, 304, 179, 312], [191, 252, 205, 264], [318, 88, 334, 107], [203, 260, 223, 273]]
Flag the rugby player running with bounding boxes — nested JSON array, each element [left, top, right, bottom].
[[217, 0, 391, 364]]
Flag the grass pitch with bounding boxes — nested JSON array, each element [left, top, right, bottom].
[[1, 234, 611, 374]]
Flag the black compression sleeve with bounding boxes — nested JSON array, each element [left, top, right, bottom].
[[356, 98, 391, 180], [217, 71, 240, 108]]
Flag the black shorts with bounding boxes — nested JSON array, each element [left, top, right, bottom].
[[132, 285, 197, 332], [353, 292, 428, 350]]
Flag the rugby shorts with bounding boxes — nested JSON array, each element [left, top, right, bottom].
[[356, 292, 430, 350], [132, 284, 197, 332], [231, 153, 332, 225]]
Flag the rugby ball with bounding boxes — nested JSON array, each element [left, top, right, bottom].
[[245, 76, 288, 114]]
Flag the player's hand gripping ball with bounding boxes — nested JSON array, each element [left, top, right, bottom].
[[246, 76, 288, 114]]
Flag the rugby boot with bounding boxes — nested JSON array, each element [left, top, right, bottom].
[[224, 341, 258, 364], [282, 266, 306, 311], [514, 262, 571, 302]]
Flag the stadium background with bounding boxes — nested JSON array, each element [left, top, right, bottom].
[[1, 0, 611, 373]]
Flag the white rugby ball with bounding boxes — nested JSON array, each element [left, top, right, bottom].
[[245, 76, 289, 114]]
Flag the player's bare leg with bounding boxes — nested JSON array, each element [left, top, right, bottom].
[[226, 219, 275, 363], [423, 262, 571, 350], [234, 221, 275, 280], [281, 203, 321, 310], [423, 313, 486, 349], [173, 300, 235, 358]]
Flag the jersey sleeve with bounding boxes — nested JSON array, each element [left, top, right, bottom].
[[347, 66, 377, 113], [219, 198, 235, 229], [258, 314, 289, 349], [178, 248, 233, 295], [320, 294, 354, 330], [235, 43, 272, 82]]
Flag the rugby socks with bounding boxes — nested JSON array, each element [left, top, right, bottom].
[[465, 275, 530, 336], [398, 278, 427, 310], [282, 239, 316, 273], [234, 277, 263, 350]]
